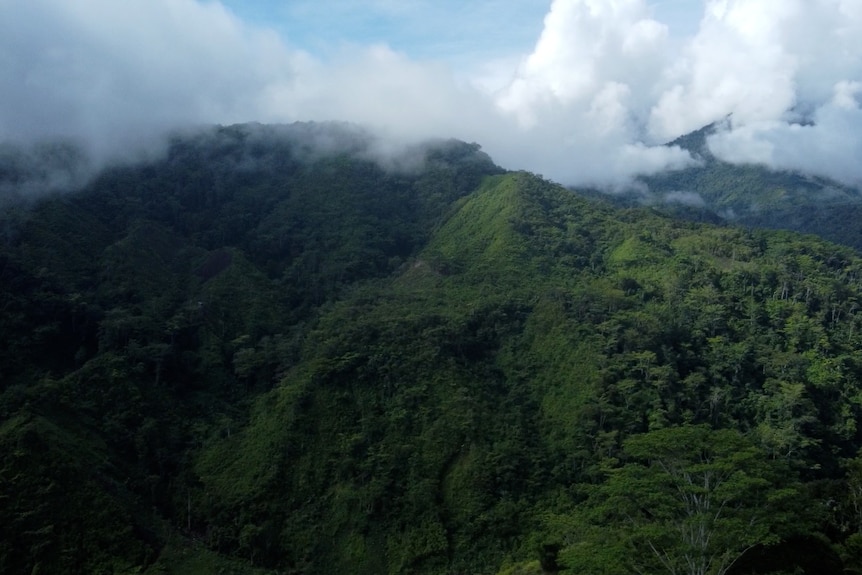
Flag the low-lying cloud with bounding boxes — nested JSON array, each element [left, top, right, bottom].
[[1, 0, 861, 188]]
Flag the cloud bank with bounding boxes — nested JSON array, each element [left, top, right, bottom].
[[1, 0, 861, 187]]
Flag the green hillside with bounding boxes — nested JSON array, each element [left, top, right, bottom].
[[648, 122, 862, 212], [4, 124, 862, 574], [635, 123, 862, 251]]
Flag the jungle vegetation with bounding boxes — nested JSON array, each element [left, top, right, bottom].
[[3, 122, 862, 574]]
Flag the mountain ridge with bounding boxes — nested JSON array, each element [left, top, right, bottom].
[[629, 121, 862, 250], [3, 123, 862, 573]]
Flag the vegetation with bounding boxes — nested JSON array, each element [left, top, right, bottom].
[[3, 122, 862, 573], [624, 122, 862, 251]]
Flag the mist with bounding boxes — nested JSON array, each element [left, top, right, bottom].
[[1, 0, 861, 189]]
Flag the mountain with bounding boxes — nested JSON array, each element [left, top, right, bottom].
[[634, 122, 862, 250], [3, 123, 862, 574]]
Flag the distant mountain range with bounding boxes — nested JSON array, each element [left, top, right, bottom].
[[630, 122, 862, 249]]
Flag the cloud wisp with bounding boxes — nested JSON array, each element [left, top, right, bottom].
[[1, 0, 861, 188]]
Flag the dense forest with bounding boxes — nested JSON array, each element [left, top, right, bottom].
[[632, 122, 862, 251], [4, 122, 862, 574]]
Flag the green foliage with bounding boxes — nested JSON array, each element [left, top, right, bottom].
[[633, 122, 862, 251], [0, 411, 158, 574], [590, 425, 799, 575], [144, 533, 271, 575], [5, 124, 862, 574]]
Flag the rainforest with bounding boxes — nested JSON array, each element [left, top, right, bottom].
[[4, 123, 862, 574]]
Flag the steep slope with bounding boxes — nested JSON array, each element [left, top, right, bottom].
[[195, 171, 862, 573], [0, 123, 504, 575]]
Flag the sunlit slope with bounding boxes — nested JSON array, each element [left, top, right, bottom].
[[195, 171, 862, 573]]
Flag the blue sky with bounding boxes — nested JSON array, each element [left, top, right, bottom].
[[222, 1, 549, 61], [220, 0, 702, 73], [2, 0, 861, 187]]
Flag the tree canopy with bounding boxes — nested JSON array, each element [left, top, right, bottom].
[[2, 124, 862, 574]]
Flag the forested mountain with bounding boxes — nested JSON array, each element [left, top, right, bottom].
[[4, 123, 862, 574], [634, 123, 862, 250]]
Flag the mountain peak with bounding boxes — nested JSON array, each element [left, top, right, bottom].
[[664, 119, 725, 157]]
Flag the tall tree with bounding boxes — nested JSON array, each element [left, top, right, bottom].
[[593, 425, 798, 575]]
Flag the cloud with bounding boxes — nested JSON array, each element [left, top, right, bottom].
[[1, 0, 861, 190], [696, 0, 862, 186], [497, 0, 669, 128], [663, 190, 706, 208], [495, 0, 862, 186], [0, 140, 92, 203], [0, 0, 698, 189], [0, 0, 306, 160], [488, 0, 698, 185], [258, 45, 495, 142], [708, 82, 862, 186], [647, 0, 799, 139]]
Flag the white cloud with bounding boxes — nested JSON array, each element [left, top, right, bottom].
[[708, 81, 862, 186], [486, 0, 699, 185], [663, 190, 706, 207], [0, 0, 306, 160], [1, 0, 861, 189], [680, 0, 862, 185], [648, 0, 800, 139], [497, 0, 669, 128], [496, 0, 862, 185], [259, 45, 495, 141]]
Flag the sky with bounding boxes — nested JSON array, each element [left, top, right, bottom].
[[1, 0, 861, 188]]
